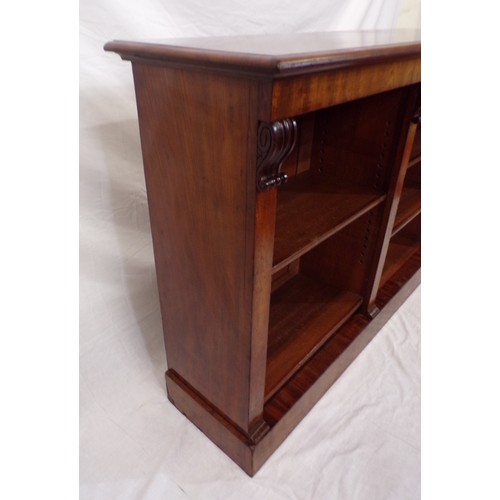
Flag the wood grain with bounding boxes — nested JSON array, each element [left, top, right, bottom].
[[132, 62, 270, 433], [271, 57, 420, 119], [273, 171, 386, 272], [299, 207, 384, 296], [265, 273, 362, 400]]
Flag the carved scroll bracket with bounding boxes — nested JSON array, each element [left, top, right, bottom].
[[256, 118, 298, 192]]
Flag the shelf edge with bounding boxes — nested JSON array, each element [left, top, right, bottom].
[[272, 193, 386, 274]]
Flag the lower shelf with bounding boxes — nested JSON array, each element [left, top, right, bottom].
[[264, 248, 421, 428], [265, 273, 362, 401]]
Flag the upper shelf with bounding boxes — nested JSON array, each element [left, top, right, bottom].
[[273, 172, 386, 272], [392, 185, 421, 236], [104, 30, 421, 77]]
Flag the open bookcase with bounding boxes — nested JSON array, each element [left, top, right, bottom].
[[105, 30, 421, 476]]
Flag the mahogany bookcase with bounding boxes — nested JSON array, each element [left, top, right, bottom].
[[105, 30, 421, 476]]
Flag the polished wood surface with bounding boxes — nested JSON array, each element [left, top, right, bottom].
[[266, 273, 362, 400], [105, 30, 420, 77], [131, 62, 271, 433], [273, 173, 385, 271], [299, 207, 384, 298], [105, 30, 421, 476], [271, 58, 420, 119]]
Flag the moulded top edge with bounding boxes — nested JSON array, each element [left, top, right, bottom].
[[104, 30, 421, 77]]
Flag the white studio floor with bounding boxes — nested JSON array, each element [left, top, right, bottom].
[[80, 280, 420, 500]]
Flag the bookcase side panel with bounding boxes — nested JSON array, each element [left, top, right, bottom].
[[131, 63, 263, 432]]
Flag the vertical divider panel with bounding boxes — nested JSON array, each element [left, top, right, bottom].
[[362, 84, 421, 314]]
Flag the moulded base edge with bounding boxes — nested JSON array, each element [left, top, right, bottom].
[[166, 269, 420, 477]]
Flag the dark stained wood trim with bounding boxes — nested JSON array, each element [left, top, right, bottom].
[[256, 119, 298, 191]]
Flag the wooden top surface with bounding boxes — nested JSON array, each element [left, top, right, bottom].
[[104, 30, 421, 77]]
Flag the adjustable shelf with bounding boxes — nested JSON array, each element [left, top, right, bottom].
[[392, 185, 421, 235], [273, 171, 386, 271], [381, 232, 420, 288], [105, 30, 421, 477], [380, 215, 420, 287]]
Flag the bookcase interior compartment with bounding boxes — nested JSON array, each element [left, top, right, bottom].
[[266, 271, 362, 400], [273, 172, 385, 271], [267, 208, 383, 400], [272, 88, 409, 272], [308, 87, 411, 192]]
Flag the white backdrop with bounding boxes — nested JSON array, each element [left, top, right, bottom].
[[80, 2, 421, 499]]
